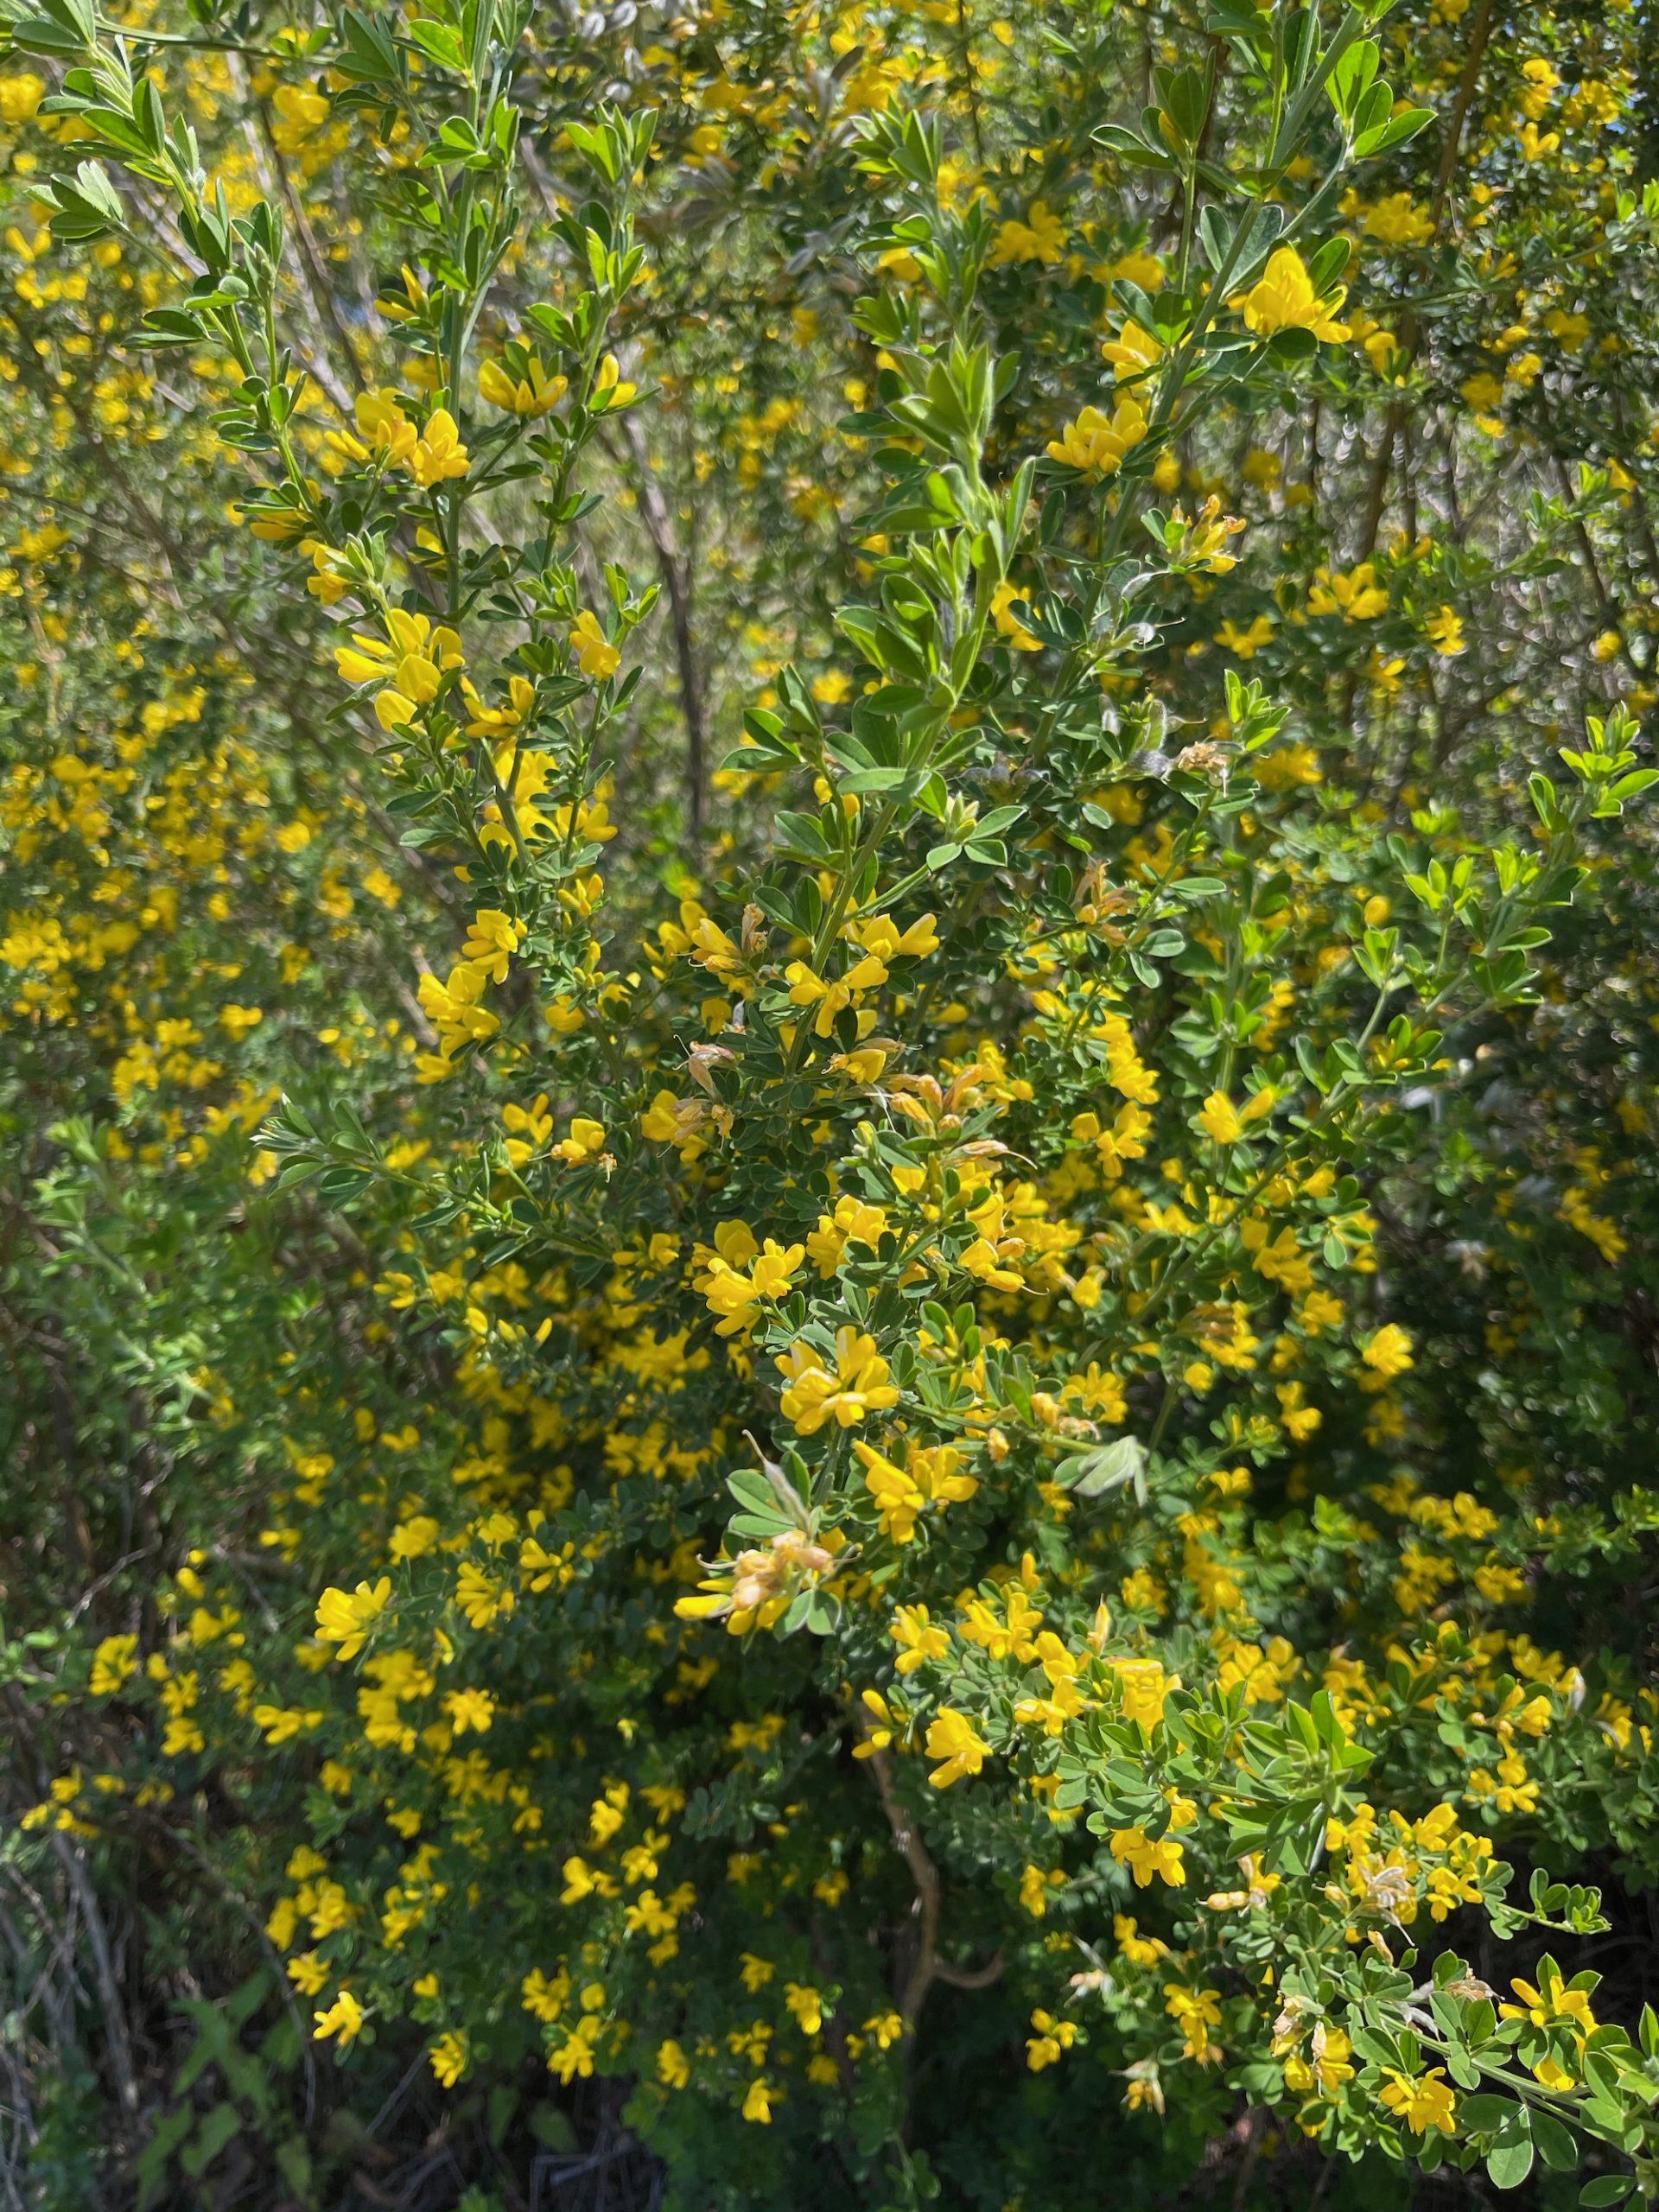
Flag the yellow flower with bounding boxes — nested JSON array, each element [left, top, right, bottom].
[[1110, 1825, 1186, 1888], [741, 2076, 780, 2122], [461, 907, 524, 982], [1426, 606, 1465, 656], [0, 71, 45, 123], [1378, 2066, 1457, 2134], [891, 1604, 950, 1673], [479, 351, 569, 416], [1309, 562, 1389, 620], [1233, 247, 1351, 342], [740, 1951, 775, 1992], [1199, 1088, 1274, 1142], [1200, 1091, 1243, 1143], [1112, 1658, 1172, 1731], [1361, 1324, 1414, 1379], [775, 1326, 899, 1434], [1019, 1863, 1052, 1917], [925, 1707, 990, 1788], [409, 408, 469, 487], [1026, 2008, 1078, 2069], [988, 200, 1067, 266], [286, 1952, 328, 1996], [591, 353, 638, 411], [313, 1989, 364, 2043], [389, 1514, 441, 1560], [571, 609, 620, 680], [554, 1116, 607, 1164], [1502, 1966, 1598, 2035], [314, 1577, 391, 1661], [523, 1967, 570, 2022], [329, 387, 416, 469], [444, 1687, 495, 1733], [429, 2031, 468, 2088], [90, 1633, 139, 1695], [1358, 192, 1433, 248], [334, 609, 464, 733], [1101, 319, 1162, 382], [697, 1237, 804, 1336], [1164, 1982, 1224, 2062], [1046, 396, 1147, 478]]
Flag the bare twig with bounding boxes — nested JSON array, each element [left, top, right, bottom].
[[863, 1744, 1001, 2024], [609, 411, 708, 843]]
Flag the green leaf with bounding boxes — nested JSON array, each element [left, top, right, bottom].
[[1067, 1435, 1147, 1499], [1487, 2138, 1535, 2190], [1532, 2113, 1580, 2172], [1356, 105, 1435, 157], [1457, 2095, 1516, 2135], [180, 2104, 241, 2180]]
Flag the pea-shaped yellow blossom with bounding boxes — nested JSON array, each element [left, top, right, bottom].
[[590, 353, 637, 411], [891, 1604, 950, 1673], [443, 1687, 495, 1735], [1501, 1964, 1597, 2033], [479, 351, 569, 417], [852, 1688, 897, 1760], [657, 2038, 690, 2088], [1308, 562, 1388, 620], [639, 1090, 713, 1160], [90, 1633, 139, 1694], [1026, 2008, 1078, 2069], [571, 608, 620, 680], [429, 2031, 468, 2087], [1198, 1086, 1276, 1142], [1232, 247, 1351, 342], [409, 408, 469, 487], [1046, 395, 1147, 478], [1176, 494, 1247, 574], [853, 1437, 976, 1542], [988, 200, 1068, 267], [1361, 1322, 1414, 1378], [1112, 1656, 1173, 1730], [302, 537, 350, 606], [1110, 1823, 1187, 1887], [328, 386, 416, 469], [741, 2077, 781, 2123], [1164, 1982, 1224, 2062], [553, 1116, 607, 1164], [1378, 2067, 1457, 2134], [696, 1237, 804, 1337], [459, 908, 525, 983], [776, 1326, 899, 1433], [334, 609, 464, 733], [313, 1577, 391, 1661], [0, 71, 45, 122], [925, 1707, 990, 1788], [312, 1988, 364, 2043], [1101, 318, 1162, 381]]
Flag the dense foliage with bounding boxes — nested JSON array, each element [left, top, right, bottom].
[[6, 0, 1659, 2207]]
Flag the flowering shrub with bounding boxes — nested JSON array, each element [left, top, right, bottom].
[[6, 0, 1659, 2206]]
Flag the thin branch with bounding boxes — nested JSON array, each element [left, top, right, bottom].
[[607, 410, 709, 843], [865, 1745, 941, 2024]]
